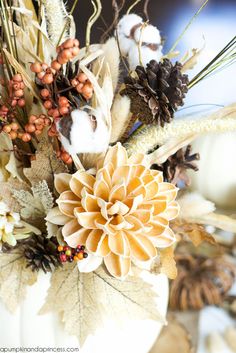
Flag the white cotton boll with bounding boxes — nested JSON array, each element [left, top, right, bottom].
[[128, 43, 163, 71], [134, 24, 162, 46], [117, 14, 142, 56], [58, 108, 110, 155]]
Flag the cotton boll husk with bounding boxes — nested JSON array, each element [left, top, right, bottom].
[[58, 109, 109, 155], [117, 14, 142, 56], [128, 43, 163, 71], [93, 37, 120, 93], [178, 192, 216, 219], [110, 94, 131, 143]]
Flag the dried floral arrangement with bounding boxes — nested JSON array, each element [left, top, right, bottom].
[[0, 0, 236, 347]]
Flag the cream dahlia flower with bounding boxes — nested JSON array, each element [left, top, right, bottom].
[[47, 144, 179, 278]]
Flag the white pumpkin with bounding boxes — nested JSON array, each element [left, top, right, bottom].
[[189, 132, 236, 210], [0, 271, 168, 353]]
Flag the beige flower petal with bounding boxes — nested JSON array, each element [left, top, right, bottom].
[[96, 163, 113, 188], [146, 217, 169, 236], [142, 174, 159, 200], [151, 227, 176, 248], [125, 214, 147, 233], [45, 207, 71, 225], [131, 209, 152, 224], [128, 153, 147, 166], [158, 182, 178, 203], [62, 218, 90, 247], [110, 214, 132, 231], [104, 143, 128, 169], [70, 170, 95, 198], [127, 177, 146, 198], [107, 201, 129, 216], [125, 232, 157, 261], [143, 198, 167, 216], [95, 215, 117, 235], [162, 201, 180, 220], [76, 211, 101, 229], [81, 189, 99, 212], [109, 182, 126, 202], [150, 169, 163, 182], [86, 229, 110, 256], [57, 191, 81, 217], [123, 194, 144, 213], [55, 173, 72, 194], [108, 231, 130, 257], [104, 252, 131, 278], [112, 165, 131, 186], [93, 179, 110, 201], [97, 198, 112, 220]]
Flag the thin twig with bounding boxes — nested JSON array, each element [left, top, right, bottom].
[[114, 28, 130, 73], [138, 22, 148, 67], [100, 0, 124, 43], [143, 0, 150, 21], [127, 0, 142, 14], [86, 0, 102, 53], [168, 0, 209, 54], [36, 0, 42, 57]]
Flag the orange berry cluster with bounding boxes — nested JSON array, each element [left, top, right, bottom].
[[56, 147, 73, 165], [56, 38, 80, 65], [2, 120, 20, 140], [9, 74, 25, 108], [71, 72, 93, 100], [30, 62, 56, 85], [58, 245, 88, 263]]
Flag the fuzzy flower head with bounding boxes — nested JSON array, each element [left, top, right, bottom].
[[0, 201, 21, 246], [47, 144, 179, 278]]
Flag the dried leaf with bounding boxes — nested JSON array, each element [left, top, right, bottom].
[[13, 180, 54, 220], [0, 251, 37, 313], [0, 177, 30, 212], [172, 220, 216, 247], [159, 247, 177, 280], [24, 138, 68, 190], [182, 45, 205, 73], [40, 264, 164, 345]]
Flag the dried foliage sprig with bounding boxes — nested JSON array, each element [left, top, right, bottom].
[[86, 0, 102, 53]]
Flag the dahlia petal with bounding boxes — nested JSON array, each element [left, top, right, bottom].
[[151, 227, 176, 248], [142, 174, 159, 200], [144, 198, 167, 215], [86, 229, 110, 256], [93, 180, 110, 201], [125, 232, 157, 261], [150, 169, 163, 182], [128, 153, 147, 166], [96, 163, 113, 188], [109, 182, 126, 202], [127, 177, 146, 198], [81, 189, 99, 212], [45, 207, 71, 225], [123, 194, 143, 213], [112, 165, 131, 186], [131, 209, 152, 224], [54, 173, 72, 194], [70, 170, 95, 198], [97, 198, 112, 220], [146, 217, 168, 236], [107, 201, 129, 216], [77, 253, 103, 273], [108, 231, 130, 257], [104, 252, 131, 278], [62, 219, 90, 247], [95, 215, 117, 235], [104, 143, 128, 169], [57, 191, 81, 217], [162, 201, 180, 220], [110, 214, 131, 231], [133, 165, 146, 178], [158, 183, 178, 203], [125, 214, 147, 233], [76, 212, 101, 229]]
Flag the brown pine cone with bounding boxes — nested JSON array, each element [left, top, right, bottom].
[[170, 254, 236, 310], [121, 58, 189, 126]]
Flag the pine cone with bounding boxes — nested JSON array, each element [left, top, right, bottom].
[[152, 145, 200, 185], [121, 59, 189, 126], [170, 254, 236, 311], [22, 234, 61, 273]]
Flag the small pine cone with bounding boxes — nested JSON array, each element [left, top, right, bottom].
[[22, 234, 61, 273], [121, 58, 189, 126], [170, 254, 236, 311]]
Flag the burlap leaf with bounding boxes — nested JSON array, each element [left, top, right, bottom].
[[172, 220, 216, 247], [0, 251, 37, 313], [24, 138, 68, 190], [0, 177, 30, 212], [40, 264, 164, 345], [160, 247, 177, 280]]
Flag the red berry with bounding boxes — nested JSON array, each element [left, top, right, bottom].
[[60, 254, 67, 262]]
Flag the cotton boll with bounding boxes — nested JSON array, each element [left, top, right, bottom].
[[128, 24, 163, 70], [117, 14, 142, 56], [57, 108, 110, 155], [128, 43, 163, 71]]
